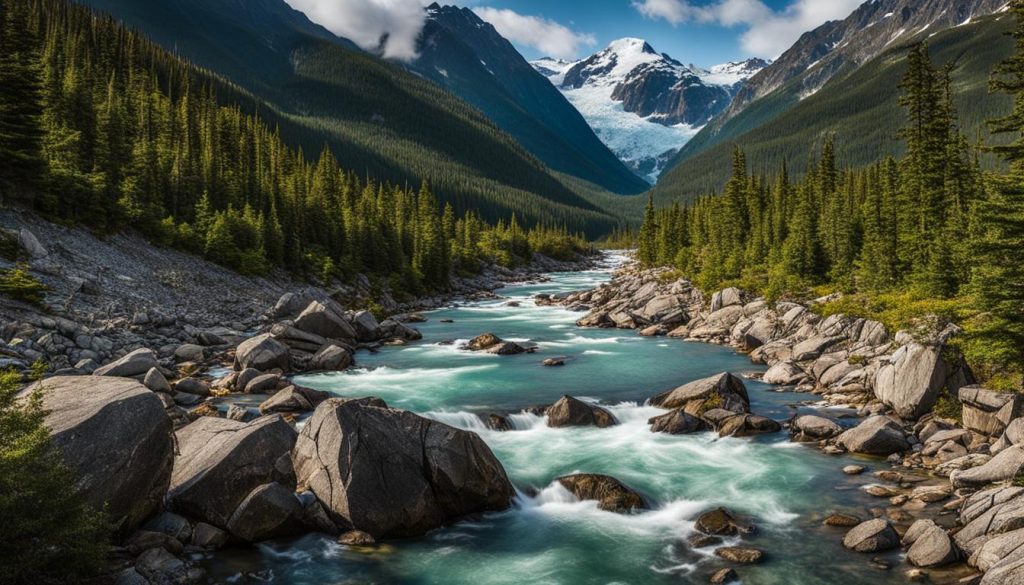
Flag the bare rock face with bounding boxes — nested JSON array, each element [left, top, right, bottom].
[[291, 398, 515, 539], [168, 416, 298, 534], [835, 416, 909, 455], [649, 372, 749, 415], [546, 395, 618, 428], [234, 334, 290, 372], [903, 519, 960, 567], [25, 376, 174, 534], [952, 446, 1024, 489], [556, 474, 647, 513]]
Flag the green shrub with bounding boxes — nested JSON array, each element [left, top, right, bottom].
[[933, 390, 963, 424], [0, 370, 110, 583], [0, 266, 49, 304], [0, 231, 21, 261]]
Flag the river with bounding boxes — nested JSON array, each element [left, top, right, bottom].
[[205, 254, 913, 585]]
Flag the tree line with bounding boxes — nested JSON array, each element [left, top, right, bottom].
[[635, 7, 1024, 382], [0, 0, 589, 295]]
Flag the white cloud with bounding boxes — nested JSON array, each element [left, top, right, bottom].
[[632, 0, 864, 58], [284, 0, 430, 61], [472, 7, 597, 60]]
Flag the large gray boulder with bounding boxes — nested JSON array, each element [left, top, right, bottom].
[[842, 519, 900, 552], [971, 528, 1024, 572], [168, 416, 297, 532], [762, 362, 806, 385], [711, 288, 743, 312], [903, 519, 960, 567], [293, 301, 357, 341], [93, 348, 159, 378], [259, 385, 330, 414], [309, 344, 353, 371], [981, 550, 1024, 585], [648, 409, 707, 434], [790, 415, 843, 441], [292, 398, 514, 539], [960, 386, 1024, 438], [25, 376, 173, 533], [955, 487, 1024, 555], [874, 343, 964, 419], [234, 334, 290, 372], [546, 395, 617, 428], [835, 416, 909, 455], [351, 310, 381, 341], [649, 373, 750, 415], [225, 482, 304, 543], [952, 446, 1024, 489]]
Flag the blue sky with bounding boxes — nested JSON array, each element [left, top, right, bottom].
[[285, 0, 865, 65]]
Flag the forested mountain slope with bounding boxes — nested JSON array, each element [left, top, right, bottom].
[[652, 12, 1014, 202], [412, 4, 648, 195], [79, 0, 619, 234]]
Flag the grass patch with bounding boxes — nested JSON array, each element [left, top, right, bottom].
[[0, 266, 49, 305]]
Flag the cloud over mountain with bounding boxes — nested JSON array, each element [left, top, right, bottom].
[[472, 7, 596, 60]]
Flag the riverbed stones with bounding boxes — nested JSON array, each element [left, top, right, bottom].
[[695, 508, 754, 536], [224, 482, 305, 543], [487, 341, 528, 355], [93, 347, 159, 377], [293, 301, 357, 341], [546, 395, 617, 428], [762, 362, 806, 385], [234, 334, 290, 372], [309, 344, 353, 371], [710, 568, 739, 584], [25, 376, 174, 533], [790, 415, 843, 441], [824, 513, 862, 527], [168, 415, 297, 532], [842, 519, 900, 553], [338, 530, 376, 546], [648, 409, 707, 434], [244, 373, 281, 394], [649, 373, 750, 415], [716, 413, 781, 437], [291, 397, 514, 539], [836, 416, 910, 455], [556, 474, 647, 513]]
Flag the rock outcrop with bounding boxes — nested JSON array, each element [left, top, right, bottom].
[[648, 372, 749, 414], [546, 395, 618, 428], [835, 416, 909, 455], [291, 398, 514, 539], [874, 343, 969, 420]]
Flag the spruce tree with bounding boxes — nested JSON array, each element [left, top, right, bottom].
[[0, 0, 46, 203]]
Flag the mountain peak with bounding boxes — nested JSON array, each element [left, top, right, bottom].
[[606, 37, 656, 55]]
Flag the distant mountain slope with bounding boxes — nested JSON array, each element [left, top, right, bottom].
[[531, 39, 766, 182], [671, 0, 1008, 169], [651, 12, 1014, 202], [412, 4, 648, 195], [80, 0, 620, 234]]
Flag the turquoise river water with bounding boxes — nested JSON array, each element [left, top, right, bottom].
[[206, 254, 916, 585]]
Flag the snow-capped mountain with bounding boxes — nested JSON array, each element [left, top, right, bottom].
[[532, 39, 767, 182]]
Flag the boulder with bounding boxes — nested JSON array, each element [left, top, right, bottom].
[[556, 474, 647, 513], [293, 301, 357, 341], [244, 373, 281, 394], [874, 343, 959, 420], [715, 546, 764, 564], [710, 568, 739, 584], [790, 415, 843, 440], [25, 376, 173, 533], [836, 416, 909, 455], [291, 398, 514, 538], [546, 395, 617, 428], [952, 446, 1024, 489], [824, 513, 862, 527], [93, 348, 159, 378], [168, 415, 297, 530], [234, 334, 290, 372], [971, 528, 1024, 572], [715, 413, 782, 437], [259, 385, 331, 414], [648, 373, 750, 415], [351, 310, 381, 341], [981, 551, 1024, 585], [225, 482, 304, 542], [695, 508, 753, 536], [791, 336, 841, 361], [236, 368, 261, 392], [487, 341, 528, 355], [960, 386, 1024, 438], [842, 519, 900, 552], [143, 367, 171, 393], [19, 227, 48, 259], [648, 409, 707, 434], [173, 344, 205, 364], [465, 333, 502, 351], [174, 377, 209, 397], [190, 522, 228, 549], [904, 519, 960, 567], [711, 288, 743, 312], [309, 344, 353, 371], [762, 362, 806, 386]]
